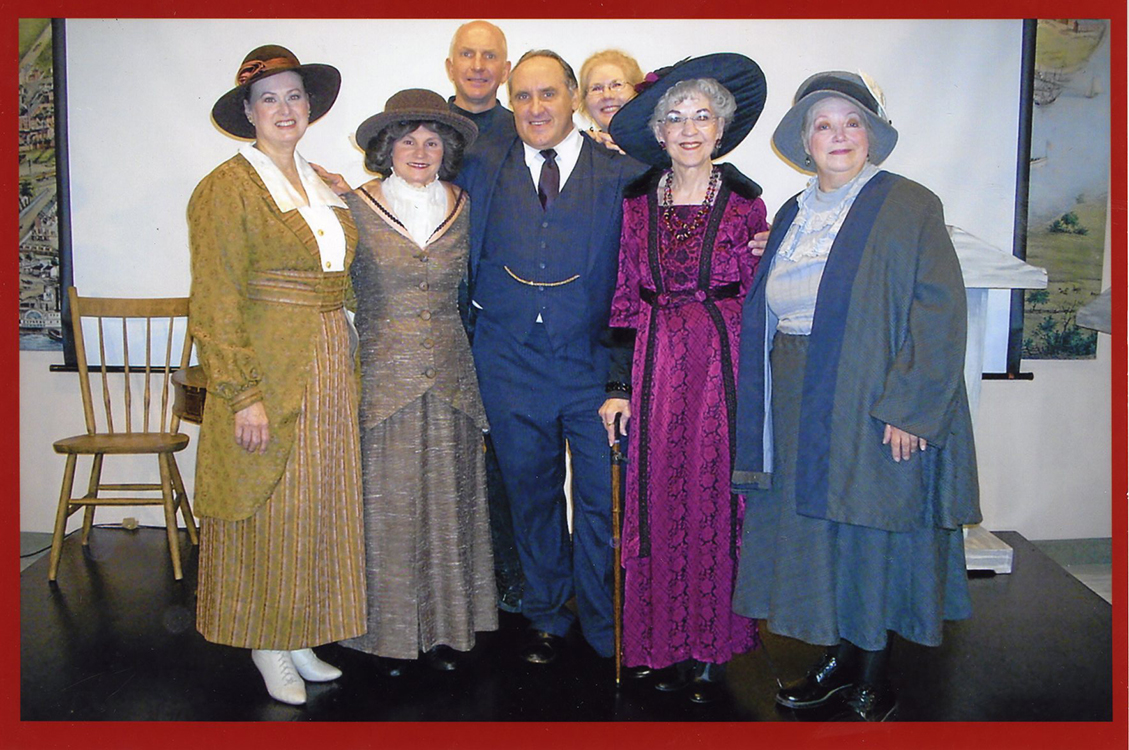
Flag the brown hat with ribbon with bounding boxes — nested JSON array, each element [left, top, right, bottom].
[[211, 44, 341, 139], [355, 88, 478, 152]]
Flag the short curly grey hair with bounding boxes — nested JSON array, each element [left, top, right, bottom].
[[649, 78, 736, 141]]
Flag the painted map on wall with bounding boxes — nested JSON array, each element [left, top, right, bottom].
[[1022, 19, 1110, 359], [18, 18, 62, 351]]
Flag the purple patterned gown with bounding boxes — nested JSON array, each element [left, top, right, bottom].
[[609, 168, 768, 668]]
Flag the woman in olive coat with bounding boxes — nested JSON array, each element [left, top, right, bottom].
[[188, 44, 366, 706]]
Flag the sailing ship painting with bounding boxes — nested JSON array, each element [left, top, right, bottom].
[[1022, 19, 1109, 359]]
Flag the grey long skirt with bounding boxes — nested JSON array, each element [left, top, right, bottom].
[[732, 332, 971, 650], [341, 391, 497, 659]]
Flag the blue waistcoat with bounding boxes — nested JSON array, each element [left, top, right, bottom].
[[463, 135, 647, 364]]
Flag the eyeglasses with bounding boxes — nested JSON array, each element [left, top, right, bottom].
[[586, 80, 628, 96], [663, 112, 718, 128]]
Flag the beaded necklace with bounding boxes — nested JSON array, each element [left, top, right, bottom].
[[660, 166, 720, 244]]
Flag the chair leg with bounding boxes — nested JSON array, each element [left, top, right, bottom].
[[169, 456, 198, 546], [158, 452, 184, 581], [49, 455, 79, 582], [80, 454, 104, 546]]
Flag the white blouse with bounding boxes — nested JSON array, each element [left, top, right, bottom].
[[239, 142, 348, 272], [767, 163, 880, 335], [382, 171, 449, 249]]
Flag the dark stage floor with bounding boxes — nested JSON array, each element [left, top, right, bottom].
[[21, 529, 1112, 722]]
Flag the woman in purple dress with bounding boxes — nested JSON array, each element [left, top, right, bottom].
[[600, 54, 769, 705]]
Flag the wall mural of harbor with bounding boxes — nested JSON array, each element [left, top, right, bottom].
[[19, 18, 62, 351]]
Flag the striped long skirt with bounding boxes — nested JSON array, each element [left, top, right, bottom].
[[196, 309, 367, 649]]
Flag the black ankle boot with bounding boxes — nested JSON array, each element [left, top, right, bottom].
[[833, 637, 895, 721], [775, 648, 854, 709], [835, 682, 897, 721]]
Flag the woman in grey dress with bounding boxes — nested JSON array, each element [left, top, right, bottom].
[[339, 89, 496, 674], [731, 71, 981, 721]]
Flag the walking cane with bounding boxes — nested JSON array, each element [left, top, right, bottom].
[[611, 414, 625, 687]]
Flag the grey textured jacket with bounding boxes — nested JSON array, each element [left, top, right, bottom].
[[346, 179, 488, 431]]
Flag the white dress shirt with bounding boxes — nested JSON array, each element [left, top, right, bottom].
[[521, 125, 584, 193]]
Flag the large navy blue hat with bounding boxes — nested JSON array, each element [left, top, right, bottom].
[[772, 70, 898, 171], [609, 53, 767, 167]]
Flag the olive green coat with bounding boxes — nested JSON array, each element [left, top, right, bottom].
[[187, 154, 358, 521]]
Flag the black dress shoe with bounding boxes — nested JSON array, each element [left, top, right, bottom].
[[520, 630, 565, 665], [374, 656, 410, 678], [423, 645, 459, 672], [834, 683, 897, 722], [775, 652, 854, 709], [653, 664, 693, 692], [622, 665, 654, 680], [497, 587, 523, 614]]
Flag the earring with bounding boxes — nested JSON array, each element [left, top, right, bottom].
[[659, 139, 666, 148], [804, 155, 811, 166]]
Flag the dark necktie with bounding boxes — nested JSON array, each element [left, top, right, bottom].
[[538, 148, 559, 211]]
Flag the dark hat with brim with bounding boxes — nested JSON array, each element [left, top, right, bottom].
[[772, 70, 898, 171], [609, 53, 767, 168], [212, 44, 341, 140], [355, 89, 478, 151]]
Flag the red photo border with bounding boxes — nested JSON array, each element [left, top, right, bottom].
[[4, 3, 1125, 748]]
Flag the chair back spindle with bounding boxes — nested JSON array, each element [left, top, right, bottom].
[[97, 317, 114, 434], [67, 288, 194, 437]]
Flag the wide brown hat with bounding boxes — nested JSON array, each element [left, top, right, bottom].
[[355, 89, 478, 151], [212, 44, 341, 139]]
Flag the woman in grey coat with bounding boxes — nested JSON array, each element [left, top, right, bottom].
[[731, 71, 980, 722]]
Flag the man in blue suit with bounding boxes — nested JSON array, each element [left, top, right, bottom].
[[457, 49, 646, 664]]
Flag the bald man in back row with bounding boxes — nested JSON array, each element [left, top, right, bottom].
[[447, 20, 518, 150], [445, 20, 525, 616]]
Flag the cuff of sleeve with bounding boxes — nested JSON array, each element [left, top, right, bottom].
[[228, 385, 264, 413], [869, 403, 947, 449], [731, 470, 772, 493], [605, 381, 632, 396]]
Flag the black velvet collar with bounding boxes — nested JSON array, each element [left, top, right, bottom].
[[623, 162, 762, 202]]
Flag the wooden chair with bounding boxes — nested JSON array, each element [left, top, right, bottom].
[[49, 288, 199, 581]]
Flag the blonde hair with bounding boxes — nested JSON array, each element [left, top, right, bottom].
[[579, 49, 644, 96]]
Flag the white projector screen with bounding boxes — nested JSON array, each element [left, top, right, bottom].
[[63, 18, 1023, 372]]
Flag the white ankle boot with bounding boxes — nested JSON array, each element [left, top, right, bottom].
[[290, 648, 342, 682], [251, 649, 306, 705]]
